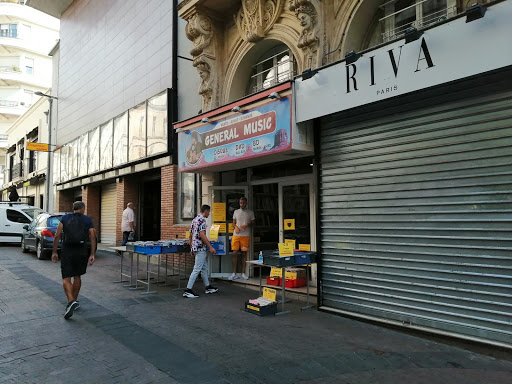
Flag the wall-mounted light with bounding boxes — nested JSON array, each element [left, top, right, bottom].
[[231, 106, 242, 112], [466, 3, 486, 23], [301, 68, 318, 80], [201, 117, 209, 123], [34, 91, 58, 100], [344, 51, 361, 65], [404, 27, 423, 44], [268, 92, 280, 99]]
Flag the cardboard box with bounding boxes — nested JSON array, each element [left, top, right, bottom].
[[285, 268, 306, 280]]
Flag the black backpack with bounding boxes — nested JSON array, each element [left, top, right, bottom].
[[63, 213, 88, 245]]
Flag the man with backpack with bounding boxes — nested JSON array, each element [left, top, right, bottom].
[[51, 201, 96, 319]]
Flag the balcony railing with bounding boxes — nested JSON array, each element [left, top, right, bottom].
[[250, 50, 295, 94], [381, 4, 457, 43]]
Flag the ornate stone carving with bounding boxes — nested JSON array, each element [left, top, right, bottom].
[[186, 13, 213, 57], [293, 2, 319, 68], [235, 0, 283, 43], [185, 12, 216, 111]]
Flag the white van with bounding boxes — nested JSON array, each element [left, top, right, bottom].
[[0, 202, 44, 243]]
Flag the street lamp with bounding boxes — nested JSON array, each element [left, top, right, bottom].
[[35, 91, 58, 212]]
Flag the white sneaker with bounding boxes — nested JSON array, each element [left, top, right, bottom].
[[241, 273, 249, 280], [228, 273, 238, 280]]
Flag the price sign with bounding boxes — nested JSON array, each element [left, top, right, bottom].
[[212, 203, 226, 222], [228, 223, 234, 233], [284, 219, 295, 230], [215, 223, 227, 233], [209, 224, 220, 241], [278, 243, 294, 257], [262, 287, 277, 302], [285, 239, 296, 249], [298, 244, 311, 251], [185, 231, 190, 239]]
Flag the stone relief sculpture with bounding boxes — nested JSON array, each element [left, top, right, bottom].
[[185, 12, 215, 111], [293, 1, 319, 68], [235, 0, 283, 42]]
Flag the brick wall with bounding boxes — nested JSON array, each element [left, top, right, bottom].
[[115, 177, 138, 245], [161, 165, 188, 239], [82, 184, 100, 231], [56, 189, 74, 212]]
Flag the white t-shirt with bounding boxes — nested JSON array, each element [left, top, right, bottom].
[[233, 208, 255, 237], [121, 207, 135, 232]]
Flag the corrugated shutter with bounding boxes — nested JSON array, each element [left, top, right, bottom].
[[319, 88, 512, 347], [100, 183, 117, 244]]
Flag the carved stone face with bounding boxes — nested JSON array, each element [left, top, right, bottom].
[[298, 12, 312, 29]]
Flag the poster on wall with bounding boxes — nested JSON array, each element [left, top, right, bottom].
[[178, 97, 292, 171]]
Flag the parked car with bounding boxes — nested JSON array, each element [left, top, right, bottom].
[[21, 212, 94, 260], [0, 202, 44, 243]]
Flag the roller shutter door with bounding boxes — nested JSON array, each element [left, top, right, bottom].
[[100, 183, 117, 244], [319, 87, 512, 347]]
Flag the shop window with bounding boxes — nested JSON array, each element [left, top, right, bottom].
[[99, 120, 113, 170], [179, 172, 197, 221], [78, 133, 88, 177], [380, 0, 456, 43], [248, 45, 295, 94], [88, 127, 100, 174]]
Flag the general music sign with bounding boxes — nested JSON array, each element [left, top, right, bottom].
[[178, 96, 291, 171]]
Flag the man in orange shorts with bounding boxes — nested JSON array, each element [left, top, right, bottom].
[[229, 197, 255, 280]]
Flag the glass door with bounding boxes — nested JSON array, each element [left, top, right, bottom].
[[209, 186, 248, 278], [279, 181, 315, 251]]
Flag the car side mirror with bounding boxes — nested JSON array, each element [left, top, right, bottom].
[[23, 224, 29, 230]]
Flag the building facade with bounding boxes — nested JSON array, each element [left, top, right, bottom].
[[0, 0, 59, 204], [176, 0, 511, 349]]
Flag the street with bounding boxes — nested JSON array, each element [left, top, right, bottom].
[[1, 244, 511, 384]]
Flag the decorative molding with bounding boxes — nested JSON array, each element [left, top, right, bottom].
[[235, 0, 284, 42]]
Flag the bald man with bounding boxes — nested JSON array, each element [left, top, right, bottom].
[[121, 202, 135, 246]]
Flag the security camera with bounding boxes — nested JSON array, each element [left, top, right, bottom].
[[201, 117, 209, 123], [268, 92, 280, 99], [231, 106, 241, 112]]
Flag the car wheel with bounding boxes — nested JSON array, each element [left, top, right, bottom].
[[21, 238, 28, 253], [36, 241, 46, 260]]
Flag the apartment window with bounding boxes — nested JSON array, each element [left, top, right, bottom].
[[248, 45, 295, 94], [380, 0, 456, 42], [0, 24, 17, 38], [25, 58, 34, 75]]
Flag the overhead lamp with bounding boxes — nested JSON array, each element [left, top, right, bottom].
[[404, 27, 423, 44], [301, 68, 318, 80], [231, 106, 241, 112], [201, 117, 209, 123], [344, 51, 361, 65], [268, 92, 280, 99], [465, 3, 486, 23]]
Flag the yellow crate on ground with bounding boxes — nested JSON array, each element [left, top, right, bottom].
[[285, 268, 306, 280], [270, 267, 282, 277]]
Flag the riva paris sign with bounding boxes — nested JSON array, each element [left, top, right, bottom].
[[295, 1, 512, 123]]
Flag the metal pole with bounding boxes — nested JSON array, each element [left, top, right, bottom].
[[45, 98, 52, 211]]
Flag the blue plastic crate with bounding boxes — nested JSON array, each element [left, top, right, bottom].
[[294, 251, 316, 265], [135, 245, 161, 254], [161, 245, 179, 253]]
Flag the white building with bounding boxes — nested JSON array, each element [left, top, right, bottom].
[[0, 0, 59, 204]]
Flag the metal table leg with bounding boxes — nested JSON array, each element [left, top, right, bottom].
[[129, 253, 144, 290], [141, 254, 157, 295], [275, 266, 290, 315], [113, 250, 129, 283], [301, 264, 313, 310]]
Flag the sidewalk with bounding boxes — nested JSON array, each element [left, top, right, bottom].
[[1, 244, 511, 384]]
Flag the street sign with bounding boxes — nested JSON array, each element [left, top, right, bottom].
[[26, 142, 49, 152]]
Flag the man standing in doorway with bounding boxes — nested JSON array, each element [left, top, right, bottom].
[[52, 201, 96, 319], [121, 202, 135, 246], [229, 197, 255, 280], [183, 204, 218, 298]]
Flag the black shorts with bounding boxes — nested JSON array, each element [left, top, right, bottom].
[[61, 244, 89, 279]]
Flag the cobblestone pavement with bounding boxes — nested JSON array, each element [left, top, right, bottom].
[[1, 244, 511, 384]]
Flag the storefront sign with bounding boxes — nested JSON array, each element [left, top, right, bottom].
[[298, 244, 311, 251], [178, 97, 292, 171], [295, 1, 512, 122]]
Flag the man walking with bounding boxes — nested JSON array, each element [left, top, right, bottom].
[[183, 204, 218, 298], [52, 201, 96, 319], [121, 202, 135, 246], [229, 197, 255, 280]]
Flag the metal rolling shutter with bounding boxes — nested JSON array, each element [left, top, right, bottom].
[[319, 88, 512, 347], [100, 183, 117, 244]]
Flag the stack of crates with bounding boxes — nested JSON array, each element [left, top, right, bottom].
[[284, 268, 306, 288]]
